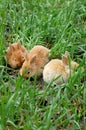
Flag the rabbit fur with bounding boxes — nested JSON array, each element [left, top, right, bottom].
[[43, 51, 79, 84], [6, 41, 28, 68], [20, 45, 50, 78]]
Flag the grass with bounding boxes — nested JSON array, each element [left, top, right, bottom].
[[0, 0, 86, 130]]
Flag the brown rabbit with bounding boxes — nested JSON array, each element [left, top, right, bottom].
[[20, 45, 50, 78], [6, 41, 28, 68], [43, 51, 79, 84]]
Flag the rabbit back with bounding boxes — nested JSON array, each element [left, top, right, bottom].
[[43, 59, 70, 84]]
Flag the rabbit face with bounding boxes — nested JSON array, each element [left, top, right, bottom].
[[20, 55, 41, 78], [20, 45, 50, 78], [6, 42, 28, 68], [6, 50, 25, 68]]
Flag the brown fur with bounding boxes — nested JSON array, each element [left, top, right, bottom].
[[43, 51, 79, 84], [20, 45, 50, 78], [43, 59, 70, 84], [6, 41, 28, 68]]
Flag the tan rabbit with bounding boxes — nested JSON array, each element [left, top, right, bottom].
[[6, 41, 28, 68], [43, 51, 79, 84], [20, 45, 50, 78]]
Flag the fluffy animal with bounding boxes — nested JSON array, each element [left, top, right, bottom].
[[20, 45, 50, 78], [6, 41, 28, 68], [43, 51, 79, 84]]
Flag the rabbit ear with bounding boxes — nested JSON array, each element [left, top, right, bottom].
[[17, 39, 21, 44], [17, 40, 21, 49], [21, 46, 27, 52], [64, 51, 70, 57], [30, 54, 37, 64], [5, 48, 9, 53], [9, 44, 15, 51], [6, 48, 12, 55], [62, 55, 68, 65], [24, 53, 29, 61]]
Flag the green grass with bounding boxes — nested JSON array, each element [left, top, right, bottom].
[[0, 0, 86, 130]]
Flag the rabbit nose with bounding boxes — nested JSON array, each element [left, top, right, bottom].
[[24, 74, 29, 79]]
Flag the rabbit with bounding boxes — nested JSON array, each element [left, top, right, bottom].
[[43, 51, 79, 85], [20, 45, 50, 78], [62, 51, 79, 70], [6, 41, 28, 68]]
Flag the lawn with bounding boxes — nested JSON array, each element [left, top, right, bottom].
[[0, 0, 86, 130]]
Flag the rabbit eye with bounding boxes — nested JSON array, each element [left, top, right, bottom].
[[27, 71, 30, 74]]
